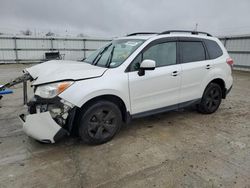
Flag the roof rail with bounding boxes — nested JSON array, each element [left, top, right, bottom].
[[127, 32, 159, 36], [160, 30, 212, 37]]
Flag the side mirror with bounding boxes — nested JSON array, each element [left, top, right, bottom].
[[138, 59, 156, 76]]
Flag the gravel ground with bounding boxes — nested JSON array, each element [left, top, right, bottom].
[[0, 64, 250, 188]]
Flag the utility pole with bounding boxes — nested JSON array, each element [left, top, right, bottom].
[[194, 23, 198, 31]]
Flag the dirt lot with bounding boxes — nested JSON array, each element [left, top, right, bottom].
[[0, 64, 250, 188]]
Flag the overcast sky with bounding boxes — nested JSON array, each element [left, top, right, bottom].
[[0, 0, 250, 37]]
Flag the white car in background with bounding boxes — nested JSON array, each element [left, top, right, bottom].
[[15, 30, 233, 144]]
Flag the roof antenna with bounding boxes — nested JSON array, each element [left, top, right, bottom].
[[194, 23, 198, 31]]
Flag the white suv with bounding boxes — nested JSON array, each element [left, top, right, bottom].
[[17, 30, 233, 144]]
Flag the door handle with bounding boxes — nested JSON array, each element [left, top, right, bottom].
[[206, 64, 211, 69], [171, 71, 178, 76]]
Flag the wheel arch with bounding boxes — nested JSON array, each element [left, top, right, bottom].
[[207, 78, 226, 99], [77, 94, 130, 123]]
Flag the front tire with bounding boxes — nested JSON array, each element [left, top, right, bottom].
[[78, 101, 122, 145], [198, 83, 222, 114]]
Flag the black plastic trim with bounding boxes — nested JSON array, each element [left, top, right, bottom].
[[226, 85, 233, 96], [178, 99, 201, 108], [131, 99, 201, 119], [201, 39, 210, 60], [53, 128, 69, 142], [66, 107, 77, 133], [132, 104, 178, 119], [125, 111, 132, 124], [40, 139, 52, 144]]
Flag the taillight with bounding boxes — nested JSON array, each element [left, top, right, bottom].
[[226, 58, 234, 70]]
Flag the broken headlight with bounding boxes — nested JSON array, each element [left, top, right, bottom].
[[35, 81, 74, 99]]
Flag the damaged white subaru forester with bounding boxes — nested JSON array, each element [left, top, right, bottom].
[[2, 30, 233, 144]]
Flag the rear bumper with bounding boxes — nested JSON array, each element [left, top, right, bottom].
[[20, 112, 68, 143]]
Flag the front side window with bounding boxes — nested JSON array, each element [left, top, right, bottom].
[[143, 42, 176, 67], [84, 39, 145, 68], [180, 41, 206, 63], [128, 42, 177, 71]]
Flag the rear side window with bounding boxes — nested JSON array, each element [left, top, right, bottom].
[[204, 39, 223, 59], [180, 41, 206, 63]]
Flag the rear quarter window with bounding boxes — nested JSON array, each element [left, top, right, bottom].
[[204, 39, 223, 59]]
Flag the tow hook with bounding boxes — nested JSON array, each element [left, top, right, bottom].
[[0, 73, 32, 104], [19, 114, 26, 123]]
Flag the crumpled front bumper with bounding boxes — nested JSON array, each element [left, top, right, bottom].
[[19, 96, 76, 144], [20, 111, 68, 143]]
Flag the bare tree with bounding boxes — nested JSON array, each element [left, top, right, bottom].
[[45, 31, 55, 36], [21, 29, 32, 36], [77, 33, 86, 37]]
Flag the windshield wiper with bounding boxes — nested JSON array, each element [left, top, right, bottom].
[[106, 46, 115, 68], [92, 43, 112, 65]]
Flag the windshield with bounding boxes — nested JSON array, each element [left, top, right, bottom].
[[84, 39, 145, 68]]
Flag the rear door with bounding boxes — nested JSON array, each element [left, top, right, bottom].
[[179, 38, 210, 103]]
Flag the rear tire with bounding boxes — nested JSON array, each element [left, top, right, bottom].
[[78, 101, 122, 145], [198, 83, 222, 114]]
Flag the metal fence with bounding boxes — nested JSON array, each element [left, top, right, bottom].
[[220, 35, 250, 69], [0, 35, 250, 70], [0, 35, 110, 63]]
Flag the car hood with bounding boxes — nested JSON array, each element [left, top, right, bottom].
[[25, 60, 107, 85]]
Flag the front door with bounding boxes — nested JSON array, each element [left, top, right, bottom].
[[127, 40, 182, 114]]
